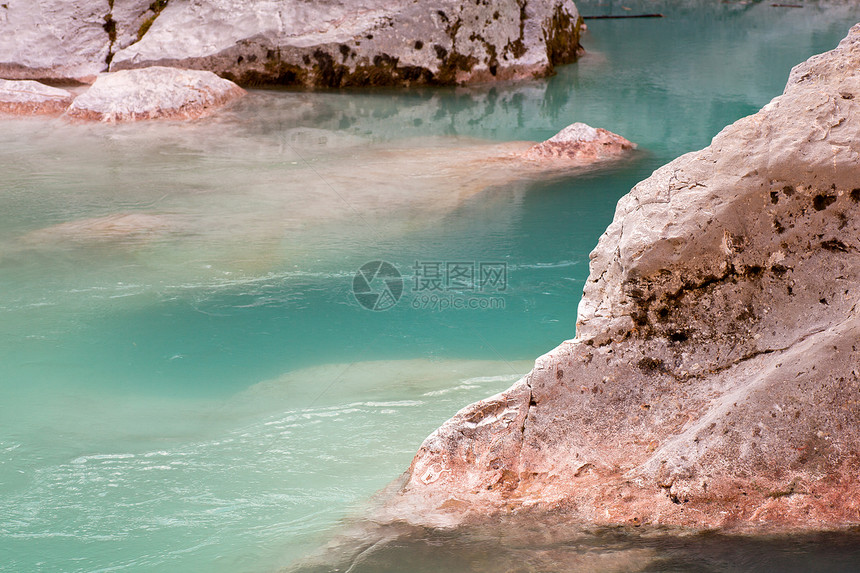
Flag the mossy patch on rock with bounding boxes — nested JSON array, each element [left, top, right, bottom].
[[137, 0, 169, 42]]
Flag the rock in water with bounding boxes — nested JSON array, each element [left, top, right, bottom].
[[66, 67, 245, 122], [22, 213, 175, 244], [520, 122, 636, 163], [110, 0, 583, 87], [382, 24, 860, 532], [0, 79, 73, 115]]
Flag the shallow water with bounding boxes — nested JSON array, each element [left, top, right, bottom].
[[293, 524, 860, 573], [2, 1, 860, 571]]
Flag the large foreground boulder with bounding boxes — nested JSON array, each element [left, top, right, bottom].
[[381, 24, 860, 532], [66, 67, 245, 122]]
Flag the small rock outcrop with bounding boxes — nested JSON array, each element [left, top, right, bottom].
[[520, 122, 636, 164], [379, 24, 860, 533], [66, 67, 245, 122], [0, 79, 73, 115]]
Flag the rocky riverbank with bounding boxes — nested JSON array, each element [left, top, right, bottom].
[[0, 67, 246, 122], [0, 0, 582, 87]]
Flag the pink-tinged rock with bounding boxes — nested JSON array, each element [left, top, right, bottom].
[[521, 122, 636, 163], [0, 79, 73, 115], [66, 67, 245, 122], [369, 23, 860, 537]]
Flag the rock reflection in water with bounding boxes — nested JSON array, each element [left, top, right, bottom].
[[290, 519, 860, 573]]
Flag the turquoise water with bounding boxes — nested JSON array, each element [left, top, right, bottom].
[[3, 2, 860, 571]]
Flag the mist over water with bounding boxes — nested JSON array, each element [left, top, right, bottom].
[[3, 1, 860, 571]]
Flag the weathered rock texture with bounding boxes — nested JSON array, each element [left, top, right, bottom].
[[383, 24, 860, 532], [109, 0, 583, 87], [0, 0, 154, 82], [66, 67, 245, 121], [0, 79, 73, 115], [0, 0, 582, 86], [520, 122, 636, 164]]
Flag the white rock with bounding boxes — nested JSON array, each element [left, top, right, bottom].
[[110, 1, 162, 54], [66, 66, 245, 122], [110, 0, 583, 87], [520, 122, 635, 163], [0, 0, 110, 82], [546, 122, 600, 143], [0, 0, 583, 87], [0, 79, 73, 115]]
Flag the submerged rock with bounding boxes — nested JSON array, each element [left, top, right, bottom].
[[0, 79, 73, 115], [109, 0, 583, 87], [66, 67, 245, 122], [378, 24, 860, 533], [22, 213, 175, 244]]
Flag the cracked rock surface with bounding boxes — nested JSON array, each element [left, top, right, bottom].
[[380, 23, 860, 533], [109, 0, 582, 87], [0, 0, 582, 87], [0, 0, 154, 82]]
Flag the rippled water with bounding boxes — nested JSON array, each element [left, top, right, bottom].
[[2, 1, 860, 571]]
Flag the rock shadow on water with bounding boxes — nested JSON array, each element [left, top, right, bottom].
[[286, 511, 860, 573]]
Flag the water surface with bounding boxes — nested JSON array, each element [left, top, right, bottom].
[[2, 1, 860, 571]]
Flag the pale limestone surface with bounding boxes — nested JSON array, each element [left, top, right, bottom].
[[109, 0, 582, 86], [0, 0, 582, 86], [520, 122, 636, 163], [66, 67, 245, 122], [0, 79, 73, 115]]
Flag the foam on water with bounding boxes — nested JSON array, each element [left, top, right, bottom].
[[0, 359, 530, 573]]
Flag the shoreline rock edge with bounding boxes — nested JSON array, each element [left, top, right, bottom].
[[0, 0, 583, 87], [380, 23, 860, 533], [66, 67, 245, 122]]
